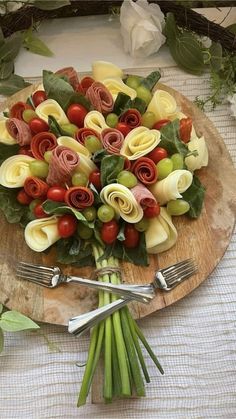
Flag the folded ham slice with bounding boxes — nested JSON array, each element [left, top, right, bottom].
[[119, 109, 141, 129], [131, 157, 158, 185], [31, 132, 57, 160], [46, 146, 80, 186], [24, 176, 49, 199], [131, 183, 157, 208], [55, 67, 79, 90], [65, 186, 94, 209], [101, 128, 124, 154], [6, 118, 32, 146], [86, 81, 113, 114]]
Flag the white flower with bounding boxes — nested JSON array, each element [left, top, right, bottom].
[[120, 0, 166, 58], [228, 93, 236, 118]]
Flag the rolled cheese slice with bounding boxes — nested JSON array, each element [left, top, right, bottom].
[[35, 99, 69, 125], [100, 183, 143, 223], [185, 136, 208, 171], [57, 136, 91, 157], [0, 117, 17, 145], [146, 207, 178, 254], [0, 155, 35, 188], [101, 77, 137, 100], [84, 110, 109, 134], [24, 216, 60, 252], [147, 89, 177, 121], [120, 126, 161, 160], [149, 169, 193, 205], [92, 61, 124, 81]]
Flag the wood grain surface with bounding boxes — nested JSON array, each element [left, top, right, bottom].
[[0, 81, 236, 328]]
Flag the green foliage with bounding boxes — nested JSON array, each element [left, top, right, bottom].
[[0, 185, 30, 224], [0, 74, 30, 95], [159, 120, 189, 156], [42, 200, 94, 228], [100, 155, 125, 186], [23, 27, 53, 57], [182, 175, 205, 218]]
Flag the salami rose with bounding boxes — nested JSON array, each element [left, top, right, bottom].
[[46, 146, 80, 186], [6, 118, 32, 146], [80, 76, 95, 93], [55, 67, 79, 90], [31, 132, 57, 160], [119, 109, 141, 129], [131, 157, 158, 185], [10, 102, 32, 120], [131, 183, 157, 208], [86, 81, 113, 114], [75, 127, 100, 145], [65, 186, 94, 209], [101, 128, 124, 154], [24, 176, 49, 199]]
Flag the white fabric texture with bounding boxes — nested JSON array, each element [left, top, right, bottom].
[[0, 67, 236, 418]]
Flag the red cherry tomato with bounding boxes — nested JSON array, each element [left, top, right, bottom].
[[47, 186, 66, 202], [116, 122, 131, 137], [144, 203, 160, 218], [123, 224, 139, 248], [179, 117, 192, 143], [33, 203, 48, 218], [101, 220, 119, 244], [32, 90, 47, 107], [29, 118, 49, 134], [66, 104, 88, 128], [152, 119, 170, 130], [89, 170, 102, 190], [57, 214, 77, 238], [17, 189, 32, 205], [147, 147, 168, 164]]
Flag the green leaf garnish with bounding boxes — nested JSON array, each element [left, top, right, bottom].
[[0, 185, 30, 224], [0, 74, 31, 96], [159, 119, 188, 156], [0, 33, 22, 63], [182, 175, 205, 218], [140, 71, 161, 90], [0, 61, 14, 80], [23, 27, 53, 57], [0, 311, 39, 332], [100, 155, 125, 187], [42, 200, 94, 228]]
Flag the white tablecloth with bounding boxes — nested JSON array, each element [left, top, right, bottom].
[[1, 9, 236, 419]]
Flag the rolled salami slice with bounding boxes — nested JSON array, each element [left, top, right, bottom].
[[10, 101, 31, 120], [55, 67, 79, 90], [46, 146, 80, 186], [31, 132, 57, 160], [24, 176, 49, 199], [86, 81, 114, 114], [131, 183, 157, 208], [75, 127, 100, 146], [131, 157, 158, 185], [101, 128, 124, 154], [119, 109, 141, 129], [65, 186, 94, 209], [6, 118, 32, 146]]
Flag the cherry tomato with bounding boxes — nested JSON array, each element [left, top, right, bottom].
[[29, 118, 49, 134], [147, 147, 168, 164], [47, 186, 66, 202], [179, 117, 192, 143], [144, 203, 160, 218], [152, 119, 170, 130], [33, 203, 48, 218], [32, 90, 47, 107], [66, 103, 88, 128], [89, 170, 102, 190], [17, 189, 32, 205], [123, 224, 139, 248], [57, 214, 77, 238], [101, 220, 119, 244], [116, 122, 131, 137]]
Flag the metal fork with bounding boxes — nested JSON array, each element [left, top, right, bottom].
[[66, 259, 197, 336]]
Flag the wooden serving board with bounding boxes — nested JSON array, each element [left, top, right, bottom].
[[0, 82, 236, 328]]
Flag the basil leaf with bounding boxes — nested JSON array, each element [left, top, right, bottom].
[[43, 70, 91, 111], [113, 92, 146, 116], [163, 12, 179, 41], [34, 0, 70, 10], [0, 33, 22, 62], [209, 42, 222, 72], [100, 155, 125, 186], [0, 311, 39, 332], [56, 237, 94, 266], [159, 120, 188, 156], [140, 71, 161, 91], [0, 61, 14, 80], [23, 28, 53, 57], [48, 115, 69, 137], [182, 175, 205, 218], [0, 185, 29, 224], [126, 97, 146, 115], [92, 148, 108, 164], [89, 183, 102, 205], [42, 200, 94, 228], [0, 74, 31, 96], [0, 328, 4, 353], [0, 143, 19, 165]]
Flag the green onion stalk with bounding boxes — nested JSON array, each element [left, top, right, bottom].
[[77, 244, 164, 407]]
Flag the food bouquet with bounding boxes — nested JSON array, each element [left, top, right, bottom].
[[0, 61, 208, 406]]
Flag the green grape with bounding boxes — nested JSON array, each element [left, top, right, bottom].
[[171, 153, 184, 170], [125, 75, 142, 90], [167, 199, 190, 216], [44, 150, 52, 163], [156, 158, 173, 180], [106, 113, 119, 128], [97, 204, 115, 223], [117, 170, 138, 188], [77, 223, 93, 240], [72, 172, 88, 187], [22, 109, 37, 123], [84, 135, 102, 153], [141, 111, 156, 128], [83, 206, 97, 222], [136, 85, 152, 106], [61, 123, 78, 136], [135, 217, 150, 232], [29, 160, 49, 178]]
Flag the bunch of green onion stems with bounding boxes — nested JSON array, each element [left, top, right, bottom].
[[77, 245, 164, 406]]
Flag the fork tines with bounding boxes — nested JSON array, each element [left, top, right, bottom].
[[16, 261, 55, 288], [161, 259, 197, 288]]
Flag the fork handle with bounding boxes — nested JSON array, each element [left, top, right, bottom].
[[67, 276, 155, 304], [68, 298, 128, 336]]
